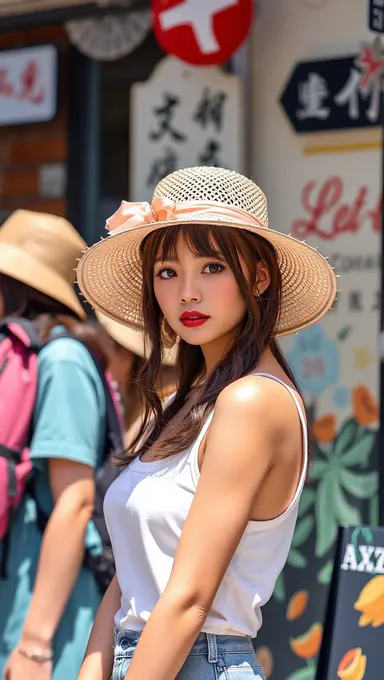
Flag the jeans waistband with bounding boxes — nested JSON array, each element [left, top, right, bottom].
[[114, 628, 253, 663]]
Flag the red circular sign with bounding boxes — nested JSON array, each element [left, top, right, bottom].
[[152, 0, 253, 66]]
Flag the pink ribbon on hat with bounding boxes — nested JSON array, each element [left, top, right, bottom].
[[106, 197, 267, 236], [106, 197, 177, 235]]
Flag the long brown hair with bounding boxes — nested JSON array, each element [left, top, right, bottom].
[[125, 223, 303, 462], [0, 273, 109, 367]]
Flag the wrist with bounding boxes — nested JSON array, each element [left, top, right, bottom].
[[18, 645, 52, 664]]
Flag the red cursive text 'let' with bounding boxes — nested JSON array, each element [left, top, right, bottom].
[[292, 177, 381, 240]]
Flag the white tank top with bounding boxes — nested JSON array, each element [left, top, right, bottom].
[[104, 373, 308, 637]]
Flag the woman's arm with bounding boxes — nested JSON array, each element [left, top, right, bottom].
[[123, 376, 301, 680], [20, 459, 95, 650], [77, 575, 121, 680]]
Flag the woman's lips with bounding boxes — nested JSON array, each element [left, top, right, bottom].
[[180, 311, 210, 328]]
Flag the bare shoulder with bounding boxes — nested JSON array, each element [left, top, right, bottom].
[[214, 374, 304, 436]]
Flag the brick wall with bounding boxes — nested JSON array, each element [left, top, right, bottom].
[[0, 24, 68, 222]]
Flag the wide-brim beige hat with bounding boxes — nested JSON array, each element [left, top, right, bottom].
[[77, 167, 337, 336], [0, 209, 86, 319], [96, 311, 177, 365]]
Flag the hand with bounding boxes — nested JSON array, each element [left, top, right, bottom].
[[3, 648, 52, 680]]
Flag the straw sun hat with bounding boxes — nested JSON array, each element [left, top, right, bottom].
[[0, 209, 86, 318], [77, 166, 337, 336], [96, 311, 176, 365]]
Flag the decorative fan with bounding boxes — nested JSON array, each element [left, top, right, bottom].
[[65, 7, 151, 61]]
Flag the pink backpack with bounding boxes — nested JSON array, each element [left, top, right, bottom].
[[0, 318, 42, 577]]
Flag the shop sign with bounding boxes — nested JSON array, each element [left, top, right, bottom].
[[130, 55, 242, 202], [152, 0, 253, 66], [368, 0, 384, 34], [0, 45, 58, 127], [316, 526, 384, 680], [280, 41, 384, 133]]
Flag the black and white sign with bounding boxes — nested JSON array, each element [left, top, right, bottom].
[[369, 0, 384, 34], [280, 43, 384, 134], [0, 45, 58, 127], [130, 56, 242, 202]]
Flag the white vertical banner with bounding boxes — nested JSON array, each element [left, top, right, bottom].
[[130, 56, 243, 202]]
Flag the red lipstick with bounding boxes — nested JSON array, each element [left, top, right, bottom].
[[179, 310, 210, 328]]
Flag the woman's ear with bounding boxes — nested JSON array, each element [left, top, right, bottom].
[[254, 261, 271, 296]]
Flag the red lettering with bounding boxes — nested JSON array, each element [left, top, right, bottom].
[[17, 61, 45, 104], [292, 178, 343, 240], [0, 69, 14, 96], [292, 177, 382, 241], [333, 187, 367, 235], [368, 194, 382, 232]]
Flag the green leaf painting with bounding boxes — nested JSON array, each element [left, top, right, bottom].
[[317, 560, 333, 585], [286, 666, 315, 680]]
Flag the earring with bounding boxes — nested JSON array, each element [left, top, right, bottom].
[[161, 316, 177, 349]]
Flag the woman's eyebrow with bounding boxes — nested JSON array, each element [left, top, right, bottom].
[[154, 251, 225, 264]]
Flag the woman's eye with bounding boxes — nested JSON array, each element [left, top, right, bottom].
[[157, 268, 176, 279], [203, 263, 224, 274]]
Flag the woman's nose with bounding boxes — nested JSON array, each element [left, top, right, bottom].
[[180, 280, 201, 305]]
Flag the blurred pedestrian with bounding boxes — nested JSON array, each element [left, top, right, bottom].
[[0, 210, 121, 680]]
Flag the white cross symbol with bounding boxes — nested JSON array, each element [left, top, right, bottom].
[[159, 0, 239, 55]]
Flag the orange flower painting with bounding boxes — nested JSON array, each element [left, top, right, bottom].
[[255, 646, 273, 679], [354, 575, 384, 628], [290, 623, 323, 659], [312, 414, 336, 443], [337, 648, 367, 680], [352, 386, 378, 426], [286, 590, 309, 621]]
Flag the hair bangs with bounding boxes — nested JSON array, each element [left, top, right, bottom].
[[148, 223, 225, 265]]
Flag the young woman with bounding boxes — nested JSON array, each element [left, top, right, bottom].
[[76, 166, 337, 680], [0, 210, 111, 680]]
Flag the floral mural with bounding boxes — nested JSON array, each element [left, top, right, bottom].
[[255, 324, 379, 680]]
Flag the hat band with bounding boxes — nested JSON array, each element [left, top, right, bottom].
[[106, 197, 267, 236]]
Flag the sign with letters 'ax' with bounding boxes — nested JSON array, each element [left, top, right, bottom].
[[316, 525, 384, 680]]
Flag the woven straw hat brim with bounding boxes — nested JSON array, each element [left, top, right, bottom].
[[77, 212, 337, 337], [96, 311, 177, 365], [0, 242, 85, 319]]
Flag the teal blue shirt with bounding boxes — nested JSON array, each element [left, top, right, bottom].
[[0, 330, 106, 679]]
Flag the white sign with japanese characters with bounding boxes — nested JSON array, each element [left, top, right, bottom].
[[0, 45, 58, 127], [130, 56, 243, 202]]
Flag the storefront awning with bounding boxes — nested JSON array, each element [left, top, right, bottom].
[[0, 0, 149, 27], [0, 0, 92, 17]]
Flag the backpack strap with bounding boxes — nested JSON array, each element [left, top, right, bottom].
[[0, 317, 43, 352], [45, 331, 124, 455]]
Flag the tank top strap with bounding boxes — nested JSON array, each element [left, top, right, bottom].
[[188, 373, 308, 506], [249, 373, 308, 507]]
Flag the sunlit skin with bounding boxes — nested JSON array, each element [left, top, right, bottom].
[[153, 233, 270, 373]]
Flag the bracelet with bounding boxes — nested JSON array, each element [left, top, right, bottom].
[[18, 645, 53, 664]]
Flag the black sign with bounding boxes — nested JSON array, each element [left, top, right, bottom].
[[369, 0, 384, 34], [316, 525, 384, 680], [280, 52, 383, 134]]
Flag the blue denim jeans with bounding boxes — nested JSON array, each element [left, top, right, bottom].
[[111, 628, 265, 680]]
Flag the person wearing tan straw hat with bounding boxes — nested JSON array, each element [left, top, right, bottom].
[[0, 211, 123, 680], [77, 166, 337, 680], [96, 312, 177, 447]]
